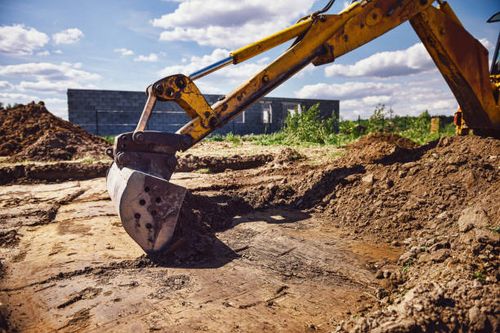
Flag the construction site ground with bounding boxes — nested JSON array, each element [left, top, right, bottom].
[[0, 104, 498, 332]]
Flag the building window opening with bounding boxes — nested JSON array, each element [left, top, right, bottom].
[[261, 102, 272, 124], [284, 103, 303, 117], [235, 111, 245, 123]]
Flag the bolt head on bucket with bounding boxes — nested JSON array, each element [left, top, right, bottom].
[[107, 163, 186, 254]]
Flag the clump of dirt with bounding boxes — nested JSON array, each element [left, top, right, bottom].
[[0, 230, 20, 248], [345, 132, 418, 164], [0, 306, 11, 333], [272, 148, 305, 165], [0, 102, 109, 161], [177, 154, 274, 173]]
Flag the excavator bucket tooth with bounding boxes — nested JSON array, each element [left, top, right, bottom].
[[107, 163, 186, 254]]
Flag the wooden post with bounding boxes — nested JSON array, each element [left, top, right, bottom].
[[430, 117, 441, 134]]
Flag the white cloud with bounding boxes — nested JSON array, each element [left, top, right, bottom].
[[114, 48, 134, 56], [295, 75, 457, 119], [0, 81, 14, 90], [54, 49, 63, 54], [0, 62, 100, 81], [479, 38, 493, 52], [0, 62, 101, 93], [134, 53, 159, 62], [295, 81, 399, 100], [17, 80, 95, 92], [37, 50, 50, 56], [52, 28, 84, 45], [0, 24, 49, 55], [0, 92, 38, 102], [152, 0, 315, 48], [325, 43, 435, 78], [0, 62, 100, 119]]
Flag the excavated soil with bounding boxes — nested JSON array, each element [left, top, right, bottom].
[[0, 133, 498, 332], [177, 154, 275, 173], [0, 102, 109, 162], [198, 134, 500, 332], [0, 161, 110, 185], [0, 102, 284, 185]]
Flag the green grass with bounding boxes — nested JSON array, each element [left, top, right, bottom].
[[209, 104, 455, 147], [102, 136, 115, 144]]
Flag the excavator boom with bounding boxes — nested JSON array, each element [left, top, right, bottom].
[[107, 0, 500, 254]]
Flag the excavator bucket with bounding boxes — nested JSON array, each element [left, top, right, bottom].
[[106, 130, 192, 254], [107, 163, 186, 254]]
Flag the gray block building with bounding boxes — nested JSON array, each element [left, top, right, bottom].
[[67, 89, 339, 136]]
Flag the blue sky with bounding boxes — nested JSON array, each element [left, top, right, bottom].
[[0, 0, 499, 119]]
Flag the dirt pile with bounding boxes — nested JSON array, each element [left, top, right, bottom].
[[202, 133, 499, 332], [344, 132, 418, 164], [0, 102, 109, 161]]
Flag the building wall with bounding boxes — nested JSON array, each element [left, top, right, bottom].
[[67, 89, 339, 136]]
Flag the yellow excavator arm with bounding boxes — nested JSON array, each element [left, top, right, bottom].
[[107, 0, 500, 254]]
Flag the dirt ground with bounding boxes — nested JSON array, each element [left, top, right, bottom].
[[0, 106, 498, 332], [0, 175, 403, 333]]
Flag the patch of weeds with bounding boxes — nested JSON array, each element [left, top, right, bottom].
[[225, 133, 242, 146], [206, 134, 225, 142], [489, 226, 500, 234], [473, 270, 486, 283], [326, 150, 344, 160], [204, 104, 456, 147], [196, 168, 212, 174], [402, 258, 414, 273], [102, 136, 115, 144]]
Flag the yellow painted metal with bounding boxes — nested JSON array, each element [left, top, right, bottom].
[[314, 0, 433, 65], [410, 6, 500, 131], [177, 0, 436, 144], [154, 74, 216, 128], [230, 18, 313, 64], [437, 1, 463, 27]]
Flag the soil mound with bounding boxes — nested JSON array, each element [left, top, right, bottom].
[[272, 148, 305, 165], [345, 133, 418, 164], [0, 102, 109, 161]]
